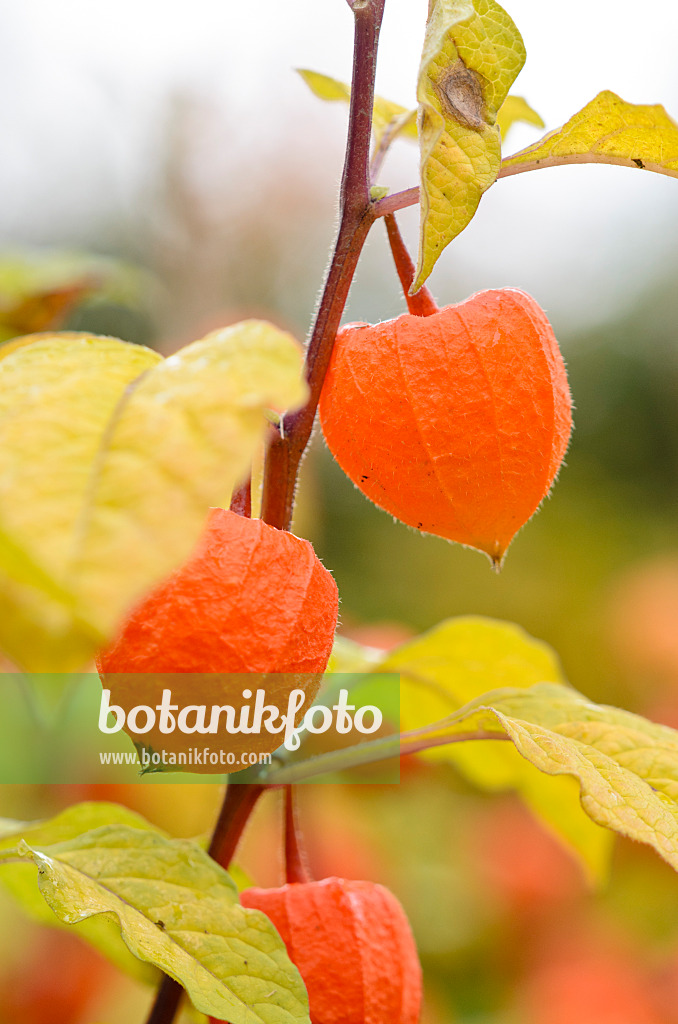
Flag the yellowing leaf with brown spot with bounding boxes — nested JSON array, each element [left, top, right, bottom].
[[383, 617, 613, 883], [297, 67, 537, 162], [0, 323, 307, 670], [501, 91, 678, 178], [413, 0, 525, 291]]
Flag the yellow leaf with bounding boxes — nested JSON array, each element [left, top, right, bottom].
[[372, 102, 417, 151], [383, 617, 612, 884], [296, 68, 417, 151], [413, 0, 525, 291], [0, 334, 161, 669], [383, 616, 564, 699], [327, 634, 384, 674], [496, 94, 544, 140], [2, 826, 309, 1024], [420, 682, 678, 877], [298, 69, 540, 154], [0, 332, 58, 361], [297, 68, 351, 104], [501, 90, 678, 178], [76, 322, 306, 638], [0, 803, 164, 985], [0, 323, 307, 670]]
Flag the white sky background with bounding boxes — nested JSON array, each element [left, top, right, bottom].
[[1, 0, 677, 331]]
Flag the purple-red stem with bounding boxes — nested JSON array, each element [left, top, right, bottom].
[[284, 786, 312, 884], [373, 185, 420, 219], [384, 213, 438, 315], [143, 3, 386, 1022], [229, 478, 252, 518], [144, 979, 184, 1024], [261, 0, 386, 531], [208, 782, 266, 865], [371, 146, 579, 220]]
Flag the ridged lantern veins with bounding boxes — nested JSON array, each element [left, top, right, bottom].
[[97, 507, 338, 771], [319, 288, 572, 565], [210, 877, 422, 1024]]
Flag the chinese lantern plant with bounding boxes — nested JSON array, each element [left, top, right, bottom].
[[97, 506, 339, 769], [2, 2, 678, 1024], [319, 285, 572, 564], [209, 790, 422, 1024], [210, 878, 422, 1024]]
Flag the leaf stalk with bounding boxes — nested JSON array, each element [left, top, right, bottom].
[[384, 214, 438, 314]]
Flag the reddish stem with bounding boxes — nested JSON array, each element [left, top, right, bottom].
[[373, 186, 420, 219], [144, 784, 264, 1024], [372, 148, 558, 219], [229, 478, 252, 518], [261, 0, 386, 531], [208, 782, 265, 864], [384, 214, 438, 315], [144, 979, 183, 1024], [284, 786, 312, 884], [144, 2, 387, 1021]]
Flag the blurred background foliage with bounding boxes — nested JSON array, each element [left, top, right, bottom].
[[2, 0, 678, 1020]]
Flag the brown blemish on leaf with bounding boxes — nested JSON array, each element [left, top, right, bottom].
[[435, 59, 487, 131]]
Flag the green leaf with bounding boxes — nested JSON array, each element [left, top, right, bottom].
[[0, 322, 307, 670], [2, 825, 309, 1024], [414, 681, 678, 877], [496, 94, 544, 140], [413, 0, 525, 291], [382, 617, 613, 883], [501, 91, 678, 179], [0, 803, 164, 984]]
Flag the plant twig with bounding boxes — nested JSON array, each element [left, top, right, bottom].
[[144, 977, 184, 1024], [260, 729, 510, 785], [284, 786, 312, 884], [261, 0, 386, 531], [229, 478, 252, 517], [497, 151, 678, 178], [371, 144, 648, 221], [208, 782, 265, 864], [369, 110, 416, 183], [373, 185, 420, 218], [143, 4, 388, 1022], [384, 213, 438, 314]]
